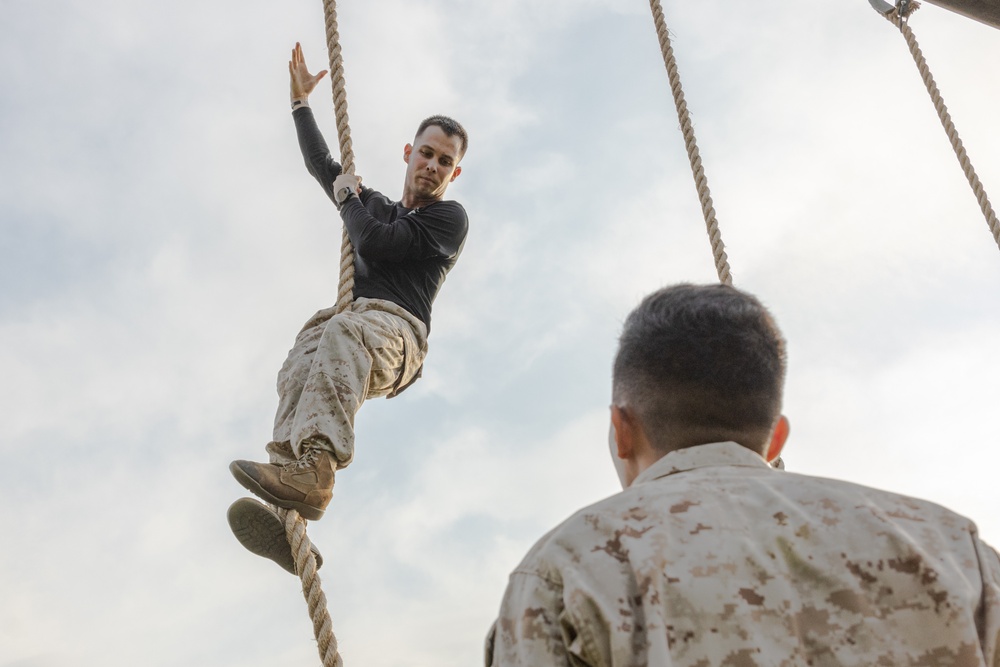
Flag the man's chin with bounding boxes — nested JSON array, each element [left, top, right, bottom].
[[413, 184, 440, 198]]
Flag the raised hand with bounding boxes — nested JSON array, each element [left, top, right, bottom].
[[289, 42, 328, 102]]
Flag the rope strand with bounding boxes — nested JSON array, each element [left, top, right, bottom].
[[647, 0, 733, 285], [271, 2, 359, 664], [884, 5, 1000, 250], [280, 508, 343, 667], [322, 0, 358, 311]]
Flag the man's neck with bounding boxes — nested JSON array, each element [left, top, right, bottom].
[[401, 192, 442, 209], [653, 430, 769, 459]]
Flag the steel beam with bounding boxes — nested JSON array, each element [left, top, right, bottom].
[[921, 0, 1000, 29]]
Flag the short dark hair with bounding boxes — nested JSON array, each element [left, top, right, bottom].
[[612, 284, 787, 450], [416, 115, 468, 158]]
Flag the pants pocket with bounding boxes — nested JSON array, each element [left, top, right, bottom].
[[363, 326, 406, 399]]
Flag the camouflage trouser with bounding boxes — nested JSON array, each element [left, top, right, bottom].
[[269, 298, 428, 469]]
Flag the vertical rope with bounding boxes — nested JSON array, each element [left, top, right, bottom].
[[647, 0, 733, 285], [270, 2, 358, 664], [884, 5, 1000, 250], [280, 508, 343, 667], [322, 0, 358, 312]]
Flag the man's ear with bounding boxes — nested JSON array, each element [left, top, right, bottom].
[[610, 405, 636, 460], [450, 165, 462, 181], [765, 415, 790, 463], [403, 143, 412, 164]]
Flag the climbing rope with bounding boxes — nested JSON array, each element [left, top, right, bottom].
[[876, 0, 1000, 250], [278, 506, 342, 666], [647, 0, 733, 285], [269, 1, 359, 665], [323, 0, 358, 312]]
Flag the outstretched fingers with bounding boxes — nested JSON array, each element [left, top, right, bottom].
[[289, 43, 328, 99]]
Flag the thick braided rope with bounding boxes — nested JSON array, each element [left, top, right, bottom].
[[269, 2, 357, 664], [885, 5, 1000, 250], [279, 507, 342, 667], [647, 0, 733, 285], [322, 0, 358, 312]]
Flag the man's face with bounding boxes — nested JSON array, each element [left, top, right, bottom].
[[403, 125, 463, 201]]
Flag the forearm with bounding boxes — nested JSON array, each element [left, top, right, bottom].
[[339, 198, 467, 263], [293, 106, 342, 201], [339, 197, 412, 262]]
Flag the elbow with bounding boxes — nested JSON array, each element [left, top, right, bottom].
[[303, 157, 322, 179]]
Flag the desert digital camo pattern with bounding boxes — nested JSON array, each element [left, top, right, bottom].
[[269, 297, 427, 467], [487, 442, 1000, 666]]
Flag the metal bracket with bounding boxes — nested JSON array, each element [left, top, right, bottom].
[[868, 0, 895, 14], [868, 0, 915, 31], [897, 0, 913, 28]]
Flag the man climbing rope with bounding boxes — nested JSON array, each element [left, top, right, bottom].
[[228, 43, 469, 570], [487, 284, 1000, 666]]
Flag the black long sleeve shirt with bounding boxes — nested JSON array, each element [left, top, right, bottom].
[[293, 107, 468, 333]]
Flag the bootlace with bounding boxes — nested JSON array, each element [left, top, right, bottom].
[[285, 447, 320, 470], [284, 444, 328, 471]]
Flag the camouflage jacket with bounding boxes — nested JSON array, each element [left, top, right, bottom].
[[486, 442, 1000, 666]]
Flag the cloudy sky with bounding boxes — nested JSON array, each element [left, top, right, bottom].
[[2, 1, 999, 665]]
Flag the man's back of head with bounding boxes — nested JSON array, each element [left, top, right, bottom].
[[490, 282, 1000, 667], [612, 283, 787, 455]]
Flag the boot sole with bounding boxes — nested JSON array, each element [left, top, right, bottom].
[[227, 497, 324, 574], [229, 460, 326, 521]]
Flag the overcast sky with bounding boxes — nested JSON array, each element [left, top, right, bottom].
[[2, 1, 999, 665]]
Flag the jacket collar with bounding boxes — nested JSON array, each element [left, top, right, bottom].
[[632, 441, 771, 486]]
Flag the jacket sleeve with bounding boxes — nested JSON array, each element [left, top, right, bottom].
[[487, 570, 583, 667], [974, 536, 1000, 665], [339, 198, 468, 263]]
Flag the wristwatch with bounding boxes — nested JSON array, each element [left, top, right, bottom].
[[335, 185, 354, 207]]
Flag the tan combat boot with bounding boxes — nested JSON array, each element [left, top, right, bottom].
[[229, 444, 335, 521], [227, 497, 325, 574], [265, 440, 296, 465]]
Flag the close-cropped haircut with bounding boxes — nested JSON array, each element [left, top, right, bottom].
[[416, 115, 468, 158], [613, 284, 787, 449]]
